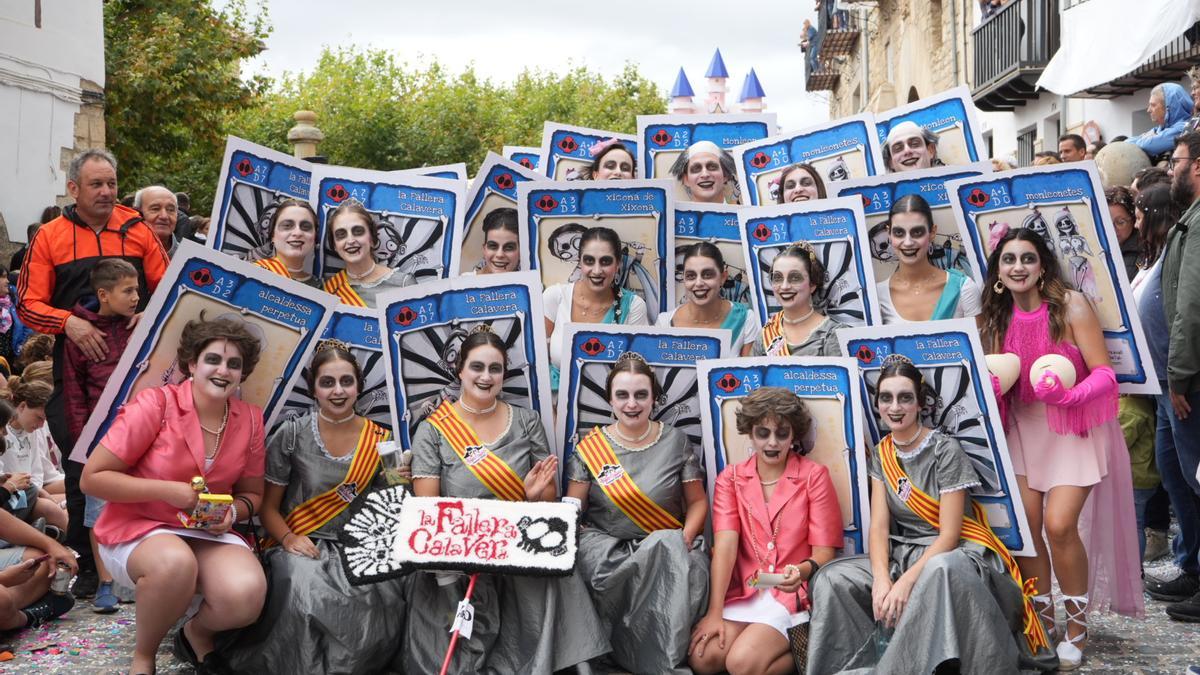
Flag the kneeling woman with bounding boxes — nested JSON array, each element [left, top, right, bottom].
[[81, 318, 267, 675], [406, 327, 609, 674], [566, 352, 710, 672], [223, 340, 409, 674], [807, 356, 1056, 674], [690, 387, 842, 675]]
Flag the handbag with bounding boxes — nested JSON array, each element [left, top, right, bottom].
[[787, 621, 810, 672]]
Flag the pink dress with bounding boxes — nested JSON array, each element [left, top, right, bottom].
[[1001, 302, 1144, 617]]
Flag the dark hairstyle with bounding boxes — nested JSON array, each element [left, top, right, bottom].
[[1111, 135, 1129, 143], [39, 206, 61, 224], [980, 228, 1073, 349], [11, 379, 52, 409], [176, 317, 263, 379], [586, 141, 637, 179], [268, 198, 318, 240], [1058, 134, 1086, 152], [90, 258, 138, 292], [1087, 140, 1106, 155], [26, 222, 41, 243], [604, 354, 663, 403], [454, 328, 509, 376], [579, 226, 622, 259], [888, 193, 935, 231], [775, 164, 827, 204], [769, 243, 827, 294], [1176, 131, 1200, 172], [326, 199, 379, 250], [1132, 166, 1170, 191], [1033, 150, 1062, 162], [0, 399, 14, 429], [873, 358, 939, 417], [16, 333, 54, 372], [482, 208, 519, 236], [305, 342, 363, 395], [1135, 184, 1179, 268], [681, 241, 726, 270], [734, 386, 814, 455], [1104, 185, 1135, 214]]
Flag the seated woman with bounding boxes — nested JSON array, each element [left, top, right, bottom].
[[690, 387, 841, 675], [81, 318, 268, 675], [544, 226, 648, 389], [324, 199, 416, 306], [807, 355, 1056, 674], [566, 352, 710, 672], [581, 139, 636, 180], [752, 243, 845, 357], [670, 141, 741, 204], [775, 163, 827, 204], [255, 198, 323, 288], [876, 194, 981, 324], [464, 208, 520, 276], [657, 242, 759, 356], [405, 326, 608, 674], [1, 380, 67, 531], [223, 340, 410, 674]]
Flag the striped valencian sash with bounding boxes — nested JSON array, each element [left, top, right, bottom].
[[426, 401, 526, 502], [761, 312, 790, 356], [575, 426, 683, 533], [264, 419, 387, 548], [877, 435, 1051, 654], [323, 270, 367, 307], [254, 256, 292, 279]]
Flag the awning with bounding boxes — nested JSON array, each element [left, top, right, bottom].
[[1036, 0, 1200, 94]]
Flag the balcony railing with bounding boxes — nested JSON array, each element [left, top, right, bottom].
[[1073, 25, 1200, 98], [972, 0, 1060, 112], [818, 10, 861, 58]]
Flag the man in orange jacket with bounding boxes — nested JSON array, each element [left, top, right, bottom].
[[16, 148, 169, 596]]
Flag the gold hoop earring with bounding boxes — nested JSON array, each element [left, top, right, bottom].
[[1037, 276, 1045, 290], [993, 280, 1006, 295]]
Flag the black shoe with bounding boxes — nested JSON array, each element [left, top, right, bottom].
[[1166, 591, 1200, 623], [20, 592, 75, 627], [172, 624, 199, 666], [1147, 572, 1200, 601], [71, 569, 99, 599]]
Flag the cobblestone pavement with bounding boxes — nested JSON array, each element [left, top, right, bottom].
[[0, 575, 1198, 673]]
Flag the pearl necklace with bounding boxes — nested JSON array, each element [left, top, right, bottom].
[[318, 410, 357, 425], [198, 402, 229, 459], [892, 426, 924, 447], [459, 398, 498, 415], [347, 261, 377, 281], [611, 421, 654, 444], [759, 477, 780, 487], [781, 306, 815, 325]]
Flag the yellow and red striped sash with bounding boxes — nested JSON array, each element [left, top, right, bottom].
[[426, 401, 526, 502], [254, 256, 292, 279], [761, 312, 790, 356], [877, 435, 1051, 653], [576, 426, 683, 533], [264, 418, 387, 548], [323, 270, 367, 307]]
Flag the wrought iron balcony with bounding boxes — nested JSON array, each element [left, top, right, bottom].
[[972, 0, 1060, 112]]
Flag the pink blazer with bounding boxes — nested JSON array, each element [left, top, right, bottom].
[[711, 451, 843, 613], [92, 381, 266, 546]]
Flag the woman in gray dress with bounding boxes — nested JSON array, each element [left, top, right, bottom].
[[751, 242, 846, 357], [223, 340, 411, 674], [807, 356, 1057, 674], [323, 199, 415, 307], [565, 352, 710, 673], [406, 326, 610, 675]]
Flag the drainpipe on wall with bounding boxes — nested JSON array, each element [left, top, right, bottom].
[[861, 8, 870, 112], [950, 0, 960, 85]]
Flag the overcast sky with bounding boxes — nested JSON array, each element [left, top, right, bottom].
[[234, 0, 831, 133]]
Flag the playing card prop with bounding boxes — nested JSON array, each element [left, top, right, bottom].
[[539, 122, 638, 181], [733, 114, 885, 206], [698, 356, 872, 554], [636, 113, 776, 201], [519, 179, 675, 321], [503, 145, 541, 173], [739, 197, 881, 326], [835, 162, 991, 287], [876, 86, 986, 169], [208, 136, 314, 273], [673, 202, 753, 307], [310, 165, 465, 282], [837, 318, 1035, 555], [459, 153, 541, 274], [377, 272, 554, 451], [70, 241, 334, 462], [555, 324, 729, 477], [946, 164, 1159, 394]]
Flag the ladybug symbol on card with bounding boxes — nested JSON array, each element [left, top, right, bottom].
[[717, 373, 740, 393], [394, 306, 417, 326], [581, 337, 604, 356], [652, 129, 672, 147], [536, 195, 559, 212], [855, 345, 875, 364], [190, 268, 214, 287], [752, 223, 771, 242], [750, 152, 770, 169], [861, 195, 872, 208], [494, 173, 515, 190], [967, 189, 990, 208], [327, 184, 349, 203], [558, 136, 578, 153], [519, 158, 534, 169], [235, 158, 254, 177]]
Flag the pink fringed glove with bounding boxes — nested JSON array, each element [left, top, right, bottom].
[[990, 372, 1009, 425], [1033, 365, 1117, 407]]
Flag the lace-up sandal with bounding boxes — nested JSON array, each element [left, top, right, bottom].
[[1055, 594, 1088, 671]]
